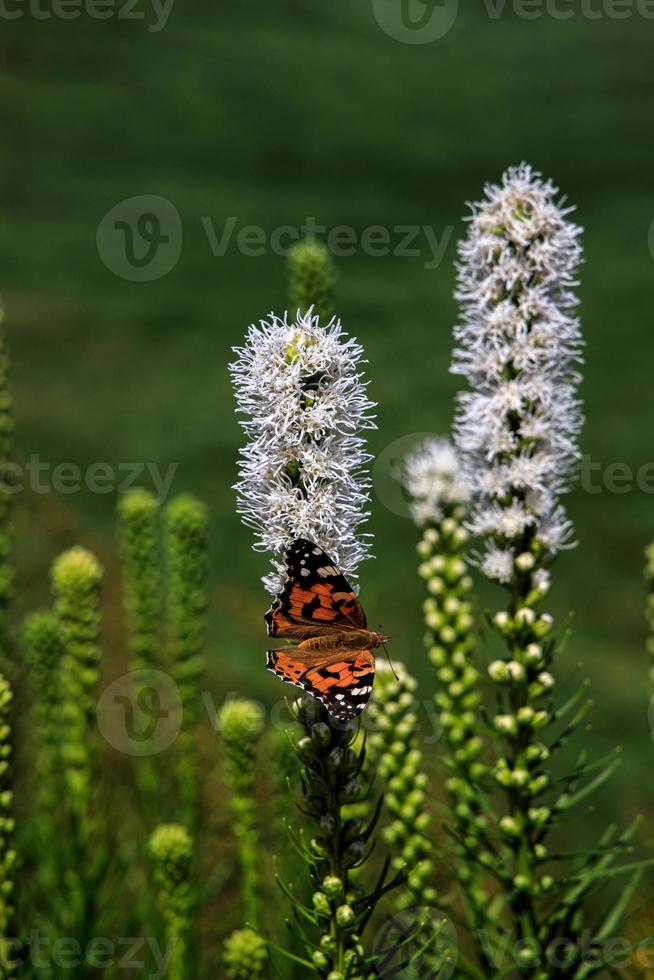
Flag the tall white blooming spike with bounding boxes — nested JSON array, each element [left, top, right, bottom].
[[230, 309, 376, 593], [404, 437, 470, 527], [451, 164, 583, 584]]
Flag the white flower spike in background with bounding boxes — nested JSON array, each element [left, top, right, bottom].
[[404, 437, 470, 527], [230, 308, 376, 593], [451, 163, 584, 583]]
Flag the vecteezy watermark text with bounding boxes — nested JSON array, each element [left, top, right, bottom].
[[1, 931, 174, 978], [485, 0, 654, 18], [372, 0, 654, 45], [0, 456, 177, 501], [201, 216, 453, 271], [0, 0, 174, 31], [97, 676, 444, 756], [373, 434, 654, 521], [481, 928, 654, 971], [96, 195, 454, 281]]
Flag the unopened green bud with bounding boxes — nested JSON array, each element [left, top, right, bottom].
[[515, 607, 535, 627], [525, 643, 544, 666], [515, 551, 535, 571], [494, 714, 517, 736], [510, 768, 529, 788], [507, 661, 526, 683], [335, 904, 355, 928], [499, 815, 521, 837], [312, 950, 329, 970], [493, 611, 510, 632], [312, 892, 331, 917], [311, 723, 331, 748], [533, 613, 554, 638], [322, 876, 344, 900], [424, 528, 439, 546], [488, 660, 509, 683], [517, 706, 534, 726]]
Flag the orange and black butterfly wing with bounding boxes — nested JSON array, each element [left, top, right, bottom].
[[265, 538, 367, 640], [266, 648, 375, 720]]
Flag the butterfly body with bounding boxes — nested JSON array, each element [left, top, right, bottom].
[[295, 629, 386, 654], [265, 539, 387, 719]]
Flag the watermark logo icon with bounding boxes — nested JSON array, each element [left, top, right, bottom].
[[97, 669, 182, 756], [96, 195, 182, 281], [372, 0, 459, 43], [372, 907, 458, 979]]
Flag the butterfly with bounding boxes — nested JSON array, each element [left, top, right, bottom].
[[265, 538, 389, 720]]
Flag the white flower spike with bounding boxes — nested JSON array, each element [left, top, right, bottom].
[[230, 308, 376, 594], [451, 164, 583, 582], [404, 437, 470, 526]]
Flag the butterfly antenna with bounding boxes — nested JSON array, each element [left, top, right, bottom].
[[382, 642, 399, 681]]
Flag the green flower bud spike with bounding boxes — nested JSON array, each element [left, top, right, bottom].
[[51, 546, 103, 840], [148, 824, 193, 980], [0, 304, 13, 675], [219, 699, 265, 930], [645, 540, 654, 727], [118, 490, 162, 675], [365, 661, 435, 910], [22, 610, 64, 810], [164, 495, 209, 825], [404, 439, 491, 942], [287, 240, 336, 324], [224, 927, 268, 980], [118, 490, 163, 816], [0, 675, 15, 979], [275, 696, 404, 980]]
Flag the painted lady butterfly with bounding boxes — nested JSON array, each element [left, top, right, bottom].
[[265, 539, 388, 720]]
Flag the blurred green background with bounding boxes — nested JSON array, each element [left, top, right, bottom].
[[0, 1, 652, 832]]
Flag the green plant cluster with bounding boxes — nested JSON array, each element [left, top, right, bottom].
[[458, 548, 649, 977], [365, 661, 435, 910], [276, 694, 404, 980], [416, 514, 491, 937]]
